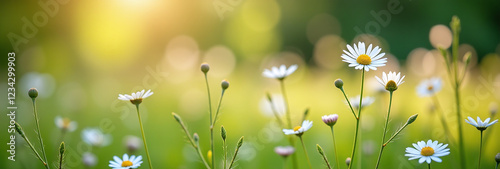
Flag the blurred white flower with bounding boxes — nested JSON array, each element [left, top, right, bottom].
[[262, 64, 298, 80], [405, 140, 450, 164], [109, 153, 143, 169], [118, 89, 153, 105], [82, 128, 112, 147], [375, 71, 405, 91], [416, 78, 442, 97], [349, 95, 374, 109], [124, 135, 141, 153], [341, 42, 387, 71], [54, 116, 77, 132], [465, 116, 498, 131], [283, 120, 313, 136], [274, 146, 295, 157], [82, 152, 97, 167]]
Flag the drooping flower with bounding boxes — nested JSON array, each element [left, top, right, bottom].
[[55, 116, 77, 132], [322, 114, 339, 126], [405, 140, 450, 164], [349, 95, 374, 109], [118, 89, 153, 105], [262, 64, 298, 80], [109, 153, 143, 169], [82, 128, 112, 147], [283, 120, 313, 136], [274, 146, 295, 157], [465, 116, 498, 131], [416, 78, 442, 97], [341, 42, 387, 71], [375, 71, 405, 91]]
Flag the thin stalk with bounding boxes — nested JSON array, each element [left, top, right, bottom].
[[299, 136, 313, 169], [223, 140, 227, 169], [172, 113, 211, 168], [340, 88, 358, 119], [375, 91, 393, 169], [196, 146, 211, 169], [32, 99, 49, 169], [477, 130, 483, 169], [212, 90, 226, 125], [451, 16, 466, 169], [428, 163, 431, 169], [280, 79, 298, 169], [16, 124, 47, 166], [330, 127, 340, 169], [135, 105, 153, 169], [431, 96, 456, 145], [348, 69, 365, 169], [203, 74, 215, 169], [267, 94, 284, 127], [282, 158, 287, 169]]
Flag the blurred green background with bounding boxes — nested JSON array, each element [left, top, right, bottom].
[[1, 0, 500, 168]]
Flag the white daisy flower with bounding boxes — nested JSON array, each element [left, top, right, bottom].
[[405, 140, 450, 164], [349, 95, 374, 109], [274, 146, 295, 157], [375, 71, 405, 91], [416, 78, 442, 97], [109, 153, 143, 169], [82, 128, 112, 147], [283, 120, 313, 136], [55, 116, 77, 132], [262, 64, 298, 80], [341, 42, 387, 71], [465, 116, 498, 131], [118, 89, 153, 105], [82, 152, 98, 167]]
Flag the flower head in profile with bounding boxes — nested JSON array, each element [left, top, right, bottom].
[[416, 78, 442, 97], [349, 95, 374, 109], [465, 116, 498, 131], [283, 120, 313, 136], [55, 116, 77, 132], [375, 71, 405, 91], [118, 89, 153, 105], [82, 128, 112, 147], [109, 153, 142, 169], [322, 114, 338, 126], [274, 146, 295, 158], [262, 64, 298, 80], [341, 42, 387, 71], [405, 140, 450, 164]]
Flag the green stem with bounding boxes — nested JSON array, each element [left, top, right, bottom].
[[330, 127, 340, 169], [477, 130, 483, 169], [223, 140, 227, 169], [431, 96, 456, 145], [299, 136, 313, 169], [428, 163, 431, 169], [32, 99, 49, 169], [203, 74, 215, 169], [348, 69, 365, 169], [280, 79, 298, 169], [267, 94, 284, 127], [451, 16, 466, 169], [17, 127, 47, 166], [340, 88, 358, 119], [196, 146, 211, 169], [135, 104, 153, 169], [213, 90, 226, 126], [375, 91, 393, 169]]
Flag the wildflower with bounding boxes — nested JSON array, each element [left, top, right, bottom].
[[405, 140, 450, 164], [201, 63, 210, 73], [83, 152, 98, 167], [28, 88, 39, 98], [275, 146, 295, 158], [283, 120, 313, 136], [345, 157, 351, 166], [465, 116, 498, 131], [109, 154, 143, 169], [55, 116, 77, 132], [416, 78, 442, 97], [334, 79, 344, 89], [124, 135, 141, 153], [118, 89, 153, 105], [349, 95, 374, 109], [375, 71, 405, 91], [322, 114, 339, 126], [82, 128, 112, 147], [262, 64, 298, 80], [341, 42, 387, 71]]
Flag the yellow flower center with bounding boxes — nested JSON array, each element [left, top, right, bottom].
[[420, 147, 434, 156], [293, 126, 302, 132], [427, 85, 434, 91], [62, 118, 71, 129], [121, 160, 133, 167], [356, 54, 372, 65]]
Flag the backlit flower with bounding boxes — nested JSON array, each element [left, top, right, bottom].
[[405, 140, 450, 164], [283, 120, 313, 136], [375, 71, 405, 91], [262, 64, 298, 80], [341, 42, 387, 71], [465, 116, 498, 131], [118, 89, 153, 105]]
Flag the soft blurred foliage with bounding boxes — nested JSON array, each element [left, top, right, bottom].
[[1, 0, 500, 168]]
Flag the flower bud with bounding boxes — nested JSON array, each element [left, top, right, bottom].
[[345, 157, 351, 167], [221, 80, 229, 90], [28, 88, 38, 99], [406, 114, 418, 125], [463, 52, 471, 65], [193, 133, 199, 144], [322, 114, 339, 126], [237, 136, 244, 148], [334, 79, 344, 89], [172, 113, 181, 123], [495, 153, 500, 163], [316, 144, 325, 156], [221, 126, 227, 141], [14, 122, 26, 139], [59, 142, 66, 155], [201, 63, 210, 73]]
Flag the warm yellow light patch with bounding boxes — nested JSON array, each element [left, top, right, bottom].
[[121, 160, 133, 167], [420, 147, 434, 156], [293, 126, 302, 132], [356, 54, 372, 65]]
